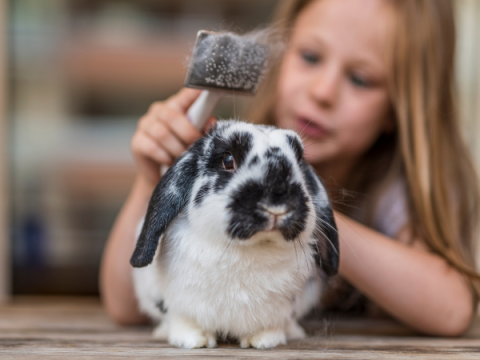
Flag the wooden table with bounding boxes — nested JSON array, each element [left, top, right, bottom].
[[1, 297, 480, 359]]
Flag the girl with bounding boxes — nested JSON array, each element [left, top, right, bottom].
[[100, 0, 480, 336]]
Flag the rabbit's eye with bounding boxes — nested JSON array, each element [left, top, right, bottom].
[[222, 152, 236, 171]]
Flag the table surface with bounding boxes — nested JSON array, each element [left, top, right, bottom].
[[1, 297, 480, 359]]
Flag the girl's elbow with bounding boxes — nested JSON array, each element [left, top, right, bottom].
[[106, 303, 148, 326], [428, 263, 475, 337], [101, 291, 148, 326], [429, 298, 474, 337], [441, 305, 473, 337]]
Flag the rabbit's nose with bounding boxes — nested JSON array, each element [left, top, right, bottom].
[[262, 205, 292, 231], [262, 205, 289, 216]]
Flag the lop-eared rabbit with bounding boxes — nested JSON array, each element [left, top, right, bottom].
[[131, 120, 339, 349]]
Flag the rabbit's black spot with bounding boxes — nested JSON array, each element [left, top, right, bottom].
[[276, 182, 309, 240], [226, 180, 269, 239], [226, 131, 253, 167], [194, 183, 211, 207], [209, 131, 252, 170], [287, 134, 304, 162], [264, 159, 294, 203], [188, 136, 207, 158], [249, 155, 259, 167], [156, 299, 168, 314], [265, 147, 281, 159], [227, 156, 309, 241], [206, 131, 253, 192]]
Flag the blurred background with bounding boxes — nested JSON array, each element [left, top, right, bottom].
[[0, 0, 479, 298]]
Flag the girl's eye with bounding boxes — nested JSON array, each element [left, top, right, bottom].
[[222, 152, 236, 171], [300, 50, 320, 65], [350, 73, 371, 88]]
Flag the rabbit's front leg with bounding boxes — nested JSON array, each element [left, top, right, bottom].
[[240, 327, 287, 349], [168, 315, 217, 349]]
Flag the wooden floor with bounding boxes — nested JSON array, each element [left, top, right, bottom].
[[1, 297, 480, 359]]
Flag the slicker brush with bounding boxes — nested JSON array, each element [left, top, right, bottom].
[[184, 30, 271, 129]]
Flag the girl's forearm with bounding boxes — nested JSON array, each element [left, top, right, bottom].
[[100, 175, 154, 325], [334, 211, 473, 336]]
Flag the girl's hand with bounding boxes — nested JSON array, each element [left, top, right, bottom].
[[131, 88, 215, 189]]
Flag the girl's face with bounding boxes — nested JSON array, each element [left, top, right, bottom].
[[275, 0, 394, 172]]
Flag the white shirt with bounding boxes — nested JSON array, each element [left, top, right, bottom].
[[371, 178, 409, 238]]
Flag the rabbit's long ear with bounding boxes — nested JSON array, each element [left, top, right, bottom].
[[302, 163, 339, 276], [130, 140, 204, 268]]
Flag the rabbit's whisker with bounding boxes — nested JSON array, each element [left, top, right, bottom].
[[315, 221, 339, 256], [293, 239, 300, 272], [311, 199, 363, 213], [218, 240, 233, 267], [298, 119, 312, 140], [301, 127, 334, 145], [298, 239, 312, 275], [303, 137, 335, 149]]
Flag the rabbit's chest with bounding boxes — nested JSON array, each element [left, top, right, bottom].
[[162, 229, 314, 335]]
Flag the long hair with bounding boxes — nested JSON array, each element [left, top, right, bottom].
[[250, 0, 480, 298]]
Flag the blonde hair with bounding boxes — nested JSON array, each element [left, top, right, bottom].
[[250, 0, 480, 297]]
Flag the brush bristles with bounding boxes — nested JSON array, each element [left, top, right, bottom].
[[185, 31, 270, 94]]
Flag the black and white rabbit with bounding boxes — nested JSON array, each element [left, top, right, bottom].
[[131, 120, 339, 349]]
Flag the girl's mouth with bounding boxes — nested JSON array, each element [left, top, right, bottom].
[[295, 117, 329, 139]]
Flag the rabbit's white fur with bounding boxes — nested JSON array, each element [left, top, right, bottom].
[[131, 121, 336, 349]]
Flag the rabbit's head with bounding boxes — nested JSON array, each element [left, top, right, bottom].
[[131, 120, 339, 276]]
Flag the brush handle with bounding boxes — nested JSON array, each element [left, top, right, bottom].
[[187, 90, 223, 130]]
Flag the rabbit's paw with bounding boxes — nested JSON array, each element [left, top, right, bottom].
[[168, 316, 217, 349], [206, 332, 217, 348], [285, 319, 306, 340], [240, 328, 286, 349]]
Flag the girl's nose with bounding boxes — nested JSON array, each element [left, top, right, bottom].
[[308, 64, 341, 109]]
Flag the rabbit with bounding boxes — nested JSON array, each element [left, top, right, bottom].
[[130, 120, 339, 349]]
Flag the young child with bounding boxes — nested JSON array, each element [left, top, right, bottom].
[[100, 0, 480, 336]]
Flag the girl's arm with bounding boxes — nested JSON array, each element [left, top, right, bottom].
[[335, 210, 473, 336], [100, 176, 153, 325], [100, 89, 206, 325]]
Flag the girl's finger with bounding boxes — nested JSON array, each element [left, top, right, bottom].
[[131, 132, 173, 166], [167, 88, 202, 113], [155, 105, 202, 146], [144, 117, 187, 158]]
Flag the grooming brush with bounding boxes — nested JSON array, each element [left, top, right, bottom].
[[184, 30, 270, 130]]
